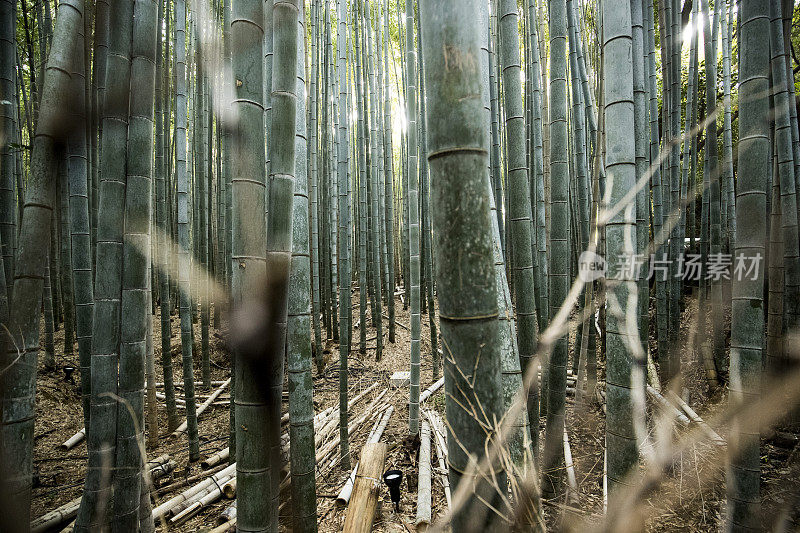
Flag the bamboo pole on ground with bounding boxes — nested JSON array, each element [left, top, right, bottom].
[[416, 419, 432, 529], [665, 390, 725, 445], [171, 378, 231, 438], [152, 463, 236, 519], [336, 406, 395, 506], [424, 410, 450, 508], [418, 377, 443, 403], [60, 428, 86, 450], [342, 443, 388, 533], [646, 385, 690, 426], [202, 447, 230, 469]]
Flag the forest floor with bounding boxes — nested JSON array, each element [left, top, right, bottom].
[[30, 290, 800, 531]]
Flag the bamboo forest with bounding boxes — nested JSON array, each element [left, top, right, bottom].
[[2, 0, 800, 530]]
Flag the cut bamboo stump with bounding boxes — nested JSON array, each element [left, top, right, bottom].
[[171, 378, 231, 438], [60, 428, 86, 450], [342, 443, 388, 533], [416, 420, 432, 529]]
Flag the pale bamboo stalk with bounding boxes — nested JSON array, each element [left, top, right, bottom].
[[31, 496, 81, 533], [151, 463, 236, 520], [418, 377, 444, 403], [646, 385, 690, 427], [424, 410, 450, 508], [336, 406, 395, 506], [564, 428, 578, 505], [342, 443, 387, 533], [171, 378, 231, 438], [60, 428, 86, 450], [416, 420, 432, 528], [202, 447, 230, 469], [664, 391, 725, 445]]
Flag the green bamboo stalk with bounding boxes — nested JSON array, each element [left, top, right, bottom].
[[262, 1, 299, 528], [365, 0, 383, 361], [0, 0, 15, 294], [382, 0, 395, 344], [230, 0, 268, 519], [542, 0, 570, 499], [175, 0, 200, 463], [479, 0, 532, 475], [601, 0, 640, 504], [721, 0, 735, 249], [355, 3, 368, 356], [419, 1, 507, 526], [727, 1, 769, 528], [768, 0, 800, 343], [43, 250, 56, 370], [113, 0, 157, 526], [337, 0, 352, 472], [74, 0, 134, 527], [498, 0, 539, 462], [66, 21, 94, 430], [287, 11, 316, 529], [155, 0, 178, 432], [406, 0, 422, 435], [59, 167, 75, 356], [309, 0, 323, 371]]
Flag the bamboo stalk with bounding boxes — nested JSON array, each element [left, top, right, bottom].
[[564, 428, 579, 505], [418, 377, 444, 403], [60, 427, 85, 450], [416, 420, 432, 528], [646, 385, 690, 426], [664, 390, 725, 445], [30, 496, 81, 533], [171, 378, 231, 438], [202, 447, 230, 469], [342, 443, 388, 533], [336, 406, 395, 506], [152, 463, 236, 520], [155, 462, 230, 495], [222, 478, 236, 499], [424, 410, 450, 508]]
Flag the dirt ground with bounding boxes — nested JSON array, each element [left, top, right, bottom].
[[30, 291, 800, 531]]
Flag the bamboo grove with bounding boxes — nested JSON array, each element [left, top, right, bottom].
[[0, 0, 798, 530]]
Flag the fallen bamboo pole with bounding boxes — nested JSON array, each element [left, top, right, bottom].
[[342, 443, 388, 533], [222, 478, 236, 499], [646, 385, 690, 426], [202, 447, 230, 469], [32, 455, 173, 532], [155, 462, 229, 495], [419, 377, 444, 403], [425, 410, 450, 508], [665, 390, 725, 445], [171, 378, 231, 438], [152, 463, 236, 520], [60, 428, 86, 450], [416, 419, 432, 529], [336, 406, 395, 506]]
